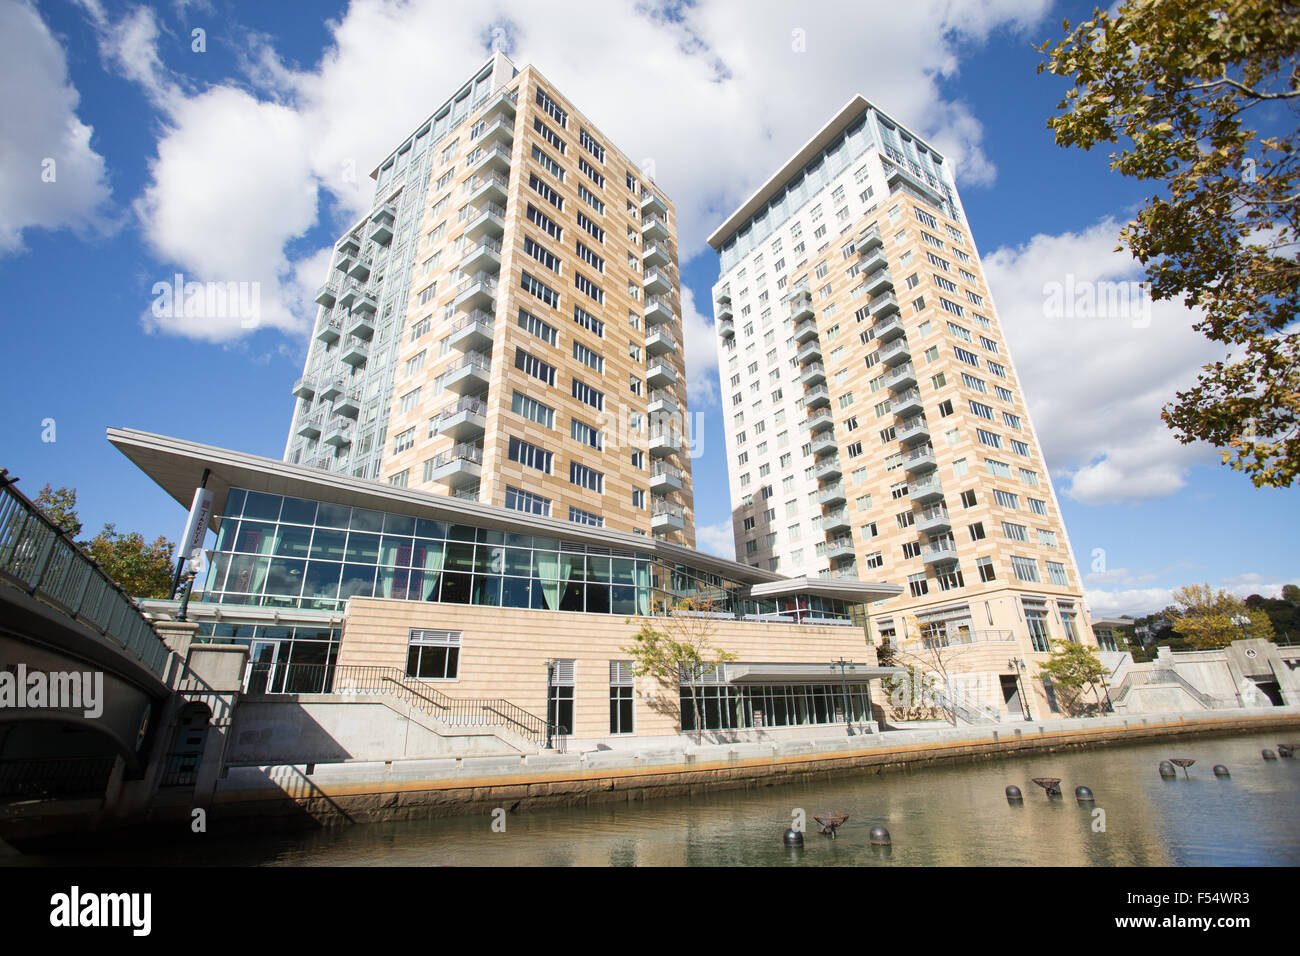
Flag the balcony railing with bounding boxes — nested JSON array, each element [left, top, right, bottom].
[[441, 396, 488, 420], [652, 462, 683, 481], [434, 443, 483, 467]]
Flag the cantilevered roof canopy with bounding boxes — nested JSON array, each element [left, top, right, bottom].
[[726, 662, 906, 684], [107, 427, 903, 605]]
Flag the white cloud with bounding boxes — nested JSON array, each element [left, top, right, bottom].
[[0, 0, 112, 253], [680, 286, 719, 408], [75, 0, 1057, 345], [693, 519, 736, 561], [981, 218, 1226, 504], [1086, 579, 1292, 618]]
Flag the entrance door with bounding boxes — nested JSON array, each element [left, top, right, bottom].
[[245, 641, 280, 694], [1000, 674, 1023, 717]]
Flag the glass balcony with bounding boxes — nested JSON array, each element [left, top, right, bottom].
[[431, 442, 483, 488], [341, 338, 369, 367], [718, 317, 734, 338], [917, 503, 952, 535], [651, 500, 685, 533], [646, 362, 677, 389], [475, 115, 514, 150], [650, 461, 684, 493], [318, 377, 345, 402], [453, 273, 498, 313], [351, 290, 378, 314], [335, 235, 360, 258], [856, 223, 883, 251], [314, 283, 338, 307], [794, 317, 819, 343], [644, 267, 673, 297], [346, 257, 371, 282], [442, 351, 491, 394], [369, 205, 395, 246], [797, 339, 822, 364], [799, 362, 826, 387], [810, 431, 837, 457], [904, 443, 938, 473], [481, 88, 517, 123], [648, 428, 682, 457], [922, 539, 959, 565], [640, 190, 668, 218], [643, 241, 671, 269], [825, 536, 855, 558], [862, 267, 893, 297], [646, 326, 677, 356], [334, 389, 363, 419], [813, 455, 842, 481], [886, 363, 918, 391], [897, 415, 931, 443], [645, 295, 675, 326], [871, 291, 900, 318], [859, 246, 887, 275], [471, 144, 512, 176], [891, 387, 923, 418], [875, 311, 905, 340], [788, 289, 814, 321], [323, 419, 354, 448], [823, 509, 851, 533], [647, 388, 678, 417], [818, 482, 846, 506], [291, 377, 315, 400], [337, 284, 361, 310], [295, 414, 323, 439], [908, 475, 945, 502], [346, 310, 374, 340], [464, 201, 506, 241], [466, 170, 509, 207], [447, 310, 495, 352], [879, 336, 910, 366], [804, 384, 831, 408], [642, 214, 669, 241], [437, 396, 488, 442], [806, 408, 834, 434], [458, 237, 502, 275]]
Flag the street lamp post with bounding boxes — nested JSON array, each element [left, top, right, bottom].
[[831, 658, 858, 735], [1008, 657, 1033, 721], [544, 658, 556, 750]]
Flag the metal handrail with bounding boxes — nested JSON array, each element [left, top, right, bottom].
[[244, 663, 555, 746], [434, 443, 483, 467], [0, 470, 171, 678]]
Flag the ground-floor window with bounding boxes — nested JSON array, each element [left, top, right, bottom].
[[609, 661, 634, 735], [406, 629, 461, 680], [679, 683, 872, 732], [1026, 610, 1051, 653], [549, 659, 575, 735]]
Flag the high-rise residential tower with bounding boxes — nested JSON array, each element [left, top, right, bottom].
[[708, 96, 1095, 716], [286, 53, 693, 545]]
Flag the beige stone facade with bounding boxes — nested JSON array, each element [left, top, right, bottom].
[[339, 598, 878, 744], [378, 65, 694, 546]]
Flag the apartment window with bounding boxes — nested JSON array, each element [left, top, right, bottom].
[[393, 427, 416, 454], [575, 272, 604, 304], [908, 572, 929, 598], [534, 117, 566, 153], [518, 308, 558, 346], [514, 348, 556, 386], [527, 203, 563, 240], [609, 661, 633, 735], [535, 88, 568, 127], [573, 341, 604, 373], [548, 659, 575, 736], [1011, 556, 1041, 584], [571, 417, 603, 450], [993, 489, 1020, 509], [508, 436, 552, 473], [529, 173, 563, 210], [511, 390, 555, 428], [572, 378, 604, 411], [524, 236, 562, 274], [1024, 606, 1051, 648], [969, 522, 986, 541], [577, 212, 605, 243], [578, 183, 605, 214], [961, 490, 977, 508], [1046, 561, 1069, 586], [521, 271, 560, 309], [902, 542, 921, 559], [531, 144, 565, 182], [388, 469, 409, 488], [405, 352, 426, 376], [578, 156, 605, 187], [1002, 522, 1029, 542], [573, 304, 605, 338], [505, 486, 551, 517], [977, 557, 996, 583], [576, 241, 605, 273], [569, 505, 603, 526], [399, 388, 422, 414], [406, 629, 461, 680]]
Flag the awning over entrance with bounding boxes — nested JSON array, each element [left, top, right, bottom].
[[726, 663, 907, 684]]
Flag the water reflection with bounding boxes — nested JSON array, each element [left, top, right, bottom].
[[9, 733, 1299, 867]]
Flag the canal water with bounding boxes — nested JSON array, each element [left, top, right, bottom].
[[7, 731, 1300, 866]]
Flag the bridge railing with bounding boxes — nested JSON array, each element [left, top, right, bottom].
[[0, 470, 171, 679]]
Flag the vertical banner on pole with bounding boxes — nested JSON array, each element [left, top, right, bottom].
[[178, 487, 215, 564]]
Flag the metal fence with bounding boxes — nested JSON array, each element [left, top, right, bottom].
[[244, 662, 557, 747], [0, 470, 171, 678], [0, 756, 117, 800]]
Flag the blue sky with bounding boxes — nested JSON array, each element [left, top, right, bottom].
[[1, 0, 1296, 617]]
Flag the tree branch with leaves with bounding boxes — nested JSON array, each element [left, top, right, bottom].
[[1037, 0, 1300, 487]]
